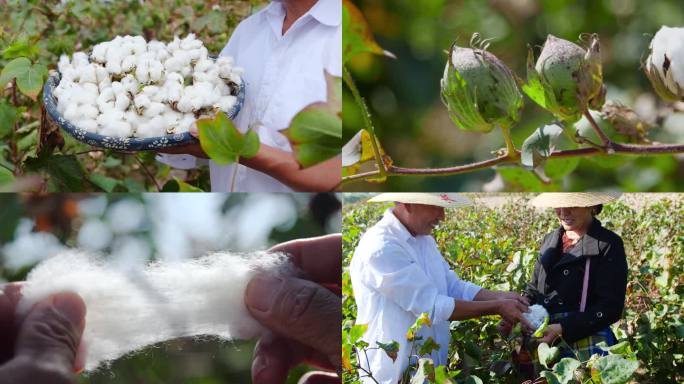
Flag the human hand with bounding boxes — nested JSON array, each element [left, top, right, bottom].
[[496, 319, 513, 337], [496, 291, 530, 306], [538, 323, 563, 344], [496, 299, 533, 330], [0, 283, 86, 384], [244, 234, 341, 384]]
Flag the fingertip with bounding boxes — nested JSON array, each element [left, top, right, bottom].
[[252, 335, 290, 384]]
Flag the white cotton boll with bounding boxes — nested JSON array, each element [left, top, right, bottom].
[[180, 33, 202, 50], [193, 71, 215, 84], [121, 55, 137, 73], [81, 104, 100, 120], [91, 43, 108, 63], [176, 114, 196, 133], [134, 94, 151, 111], [194, 58, 214, 73], [168, 36, 181, 52], [115, 94, 130, 111], [149, 60, 164, 83], [18, 251, 293, 371], [72, 52, 89, 68], [63, 104, 82, 122], [163, 82, 183, 103], [121, 75, 139, 95], [61, 67, 80, 83], [76, 119, 99, 133], [214, 95, 237, 113], [136, 116, 165, 138], [100, 119, 132, 138], [111, 81, 124, 96], [163, 56, 185, 73], [77, 220, 113, 251], [105, 58, 123, 75], [58, 54, 72, 74], [176, 96, 194, 113], [97, 110, 125, 125], [124, 111, 142, 131], [523, 304, 549, 330], [162, 109, 182, 129], [78, 64, 98, 84], [97, 87, 114, 105], [186, 48, 204, 62], [214, 81, 231, 96], [216, 56, 234, 67], [143, 102, 166, 118], [180, 65, 192, 78], [227, 73, 242, 88], [135, 59, 150, 83], [95, 65, 110, 84]]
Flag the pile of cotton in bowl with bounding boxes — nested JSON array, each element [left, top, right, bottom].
[[17, 251, 294, 372], [53, 34, 242, 138], [523, 304, 549, 330]]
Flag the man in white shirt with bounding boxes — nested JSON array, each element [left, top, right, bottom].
[[350, 193, 532, 384], [159, 0, 341, 191]]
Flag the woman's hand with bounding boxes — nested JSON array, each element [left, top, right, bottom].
[[538, 323, 563, 344], [496, 291, 530, 306]]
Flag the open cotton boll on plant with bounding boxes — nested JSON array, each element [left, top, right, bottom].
[[17, 250, 296, 372], [53, 34, 243, 138], [523, 304, 549, 333]]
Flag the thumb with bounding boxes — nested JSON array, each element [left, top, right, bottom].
[[245, 275, 341, 371], [15, 292, 86, 377]]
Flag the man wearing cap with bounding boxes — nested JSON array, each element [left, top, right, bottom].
[[349, 193, 532, 384]]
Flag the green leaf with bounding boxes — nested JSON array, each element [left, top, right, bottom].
[[544, 157, 579, 179], [89, 173, 120, 192], [434, 365, 455, 384], [0, 57, 31, 88], [418, 336, 441, 357], [411, 358, 435, 384], [24, 153, 86, 192], [540, 370, 562, 384], [2, 38, 40, 60], [0, 58, 47, 100], [0, 166, 14, 186], [197, 112, 259, 165], [552, 358, 581, 384], [590, 355, 639, 384], [521, 124, 564, 169], [342, 0, 395, 63], [349, 323, 368, 345], [497, 166, 556, 191], [407, 312, 432, 341], [285, 73, 342, 167], [0, 101, 17, 138], [376, 341, 399, 363], [538, 342, 560, 369], [596, 341, 634, 357], [175, 177, 204, 192]]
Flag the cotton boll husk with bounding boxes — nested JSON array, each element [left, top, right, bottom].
[[17, 251, 294, 372]]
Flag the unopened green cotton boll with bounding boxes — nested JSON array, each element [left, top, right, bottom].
[[525, 34, 603, 122], [440, 41, 524, 133], [17, 251, 296, 372]]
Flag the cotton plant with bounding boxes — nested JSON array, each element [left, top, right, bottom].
[[54, 34, 243, 138]]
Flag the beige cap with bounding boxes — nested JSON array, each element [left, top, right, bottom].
[[367, 193, 473, 209], [529, 192, 621, 208]]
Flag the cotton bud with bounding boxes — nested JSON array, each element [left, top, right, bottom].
[[440, 40, 524, 133], [524, 34, 603, 122], [644, 26, 684, 101]]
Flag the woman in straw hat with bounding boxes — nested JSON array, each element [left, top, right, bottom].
[[508, 192, 628, 379], [351, 193, 532, 384]]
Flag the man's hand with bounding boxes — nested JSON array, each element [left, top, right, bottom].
[[496, 299, 533, 330], [0, 284, 86, 384], [244, 234, 341, 384], [538, 323, 563, 344], [495, 291, 530, 306]]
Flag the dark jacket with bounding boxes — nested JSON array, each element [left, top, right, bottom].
[[524, 218, 628, 343]]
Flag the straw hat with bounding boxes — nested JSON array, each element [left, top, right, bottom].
[[367, 193, 473, 209], [529, 192, 621, 208]]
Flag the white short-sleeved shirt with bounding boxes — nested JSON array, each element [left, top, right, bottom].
[[157, 0, 341, 191], [350, 209, 481, 384]]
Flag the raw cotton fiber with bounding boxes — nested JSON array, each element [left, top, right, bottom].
[[17, 251, 294, 372]]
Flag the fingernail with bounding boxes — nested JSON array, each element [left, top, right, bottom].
[[52, 293, 85, 328], [246, 275, 283, 313]]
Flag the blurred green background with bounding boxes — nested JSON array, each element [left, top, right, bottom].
[[0, 192, 341, 383], [343, 0, 684, 192]]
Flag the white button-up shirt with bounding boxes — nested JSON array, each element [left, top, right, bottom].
[[350, 209, 481, 384], [158, 0, 341, 191]]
